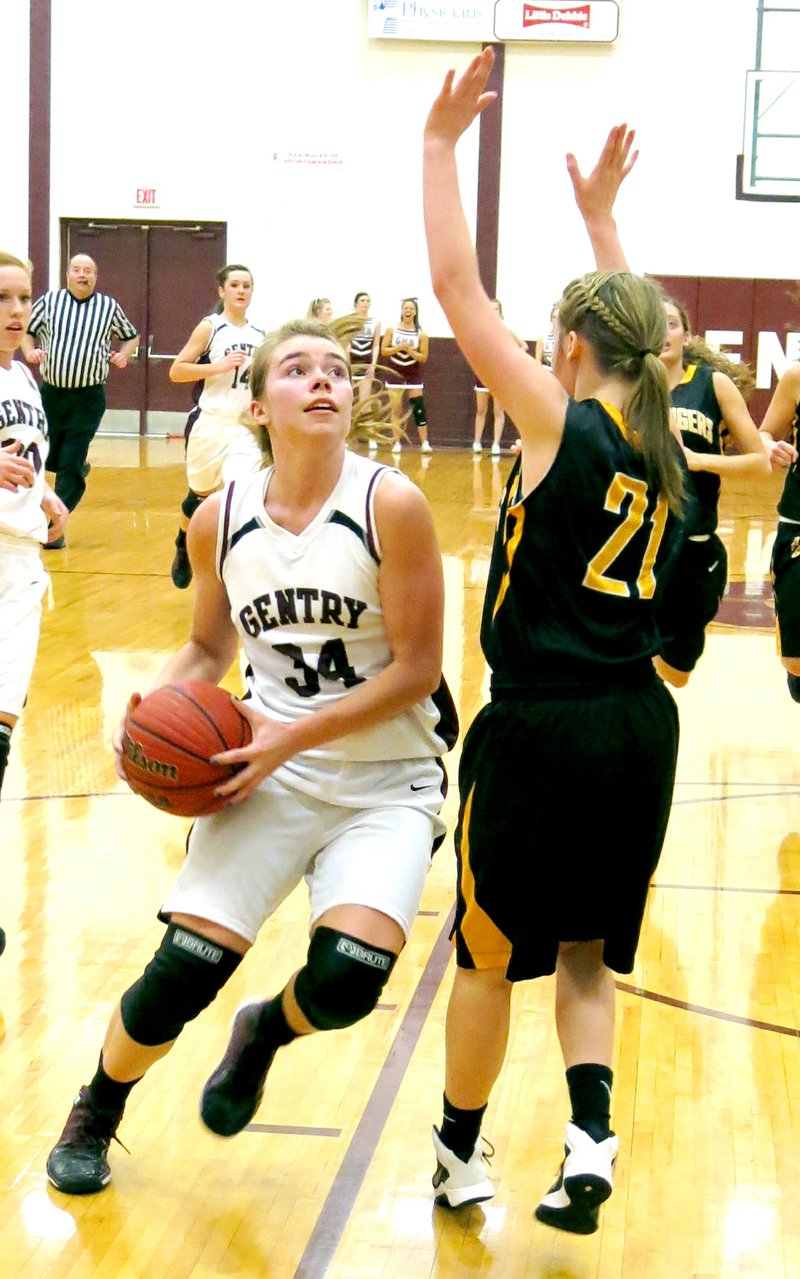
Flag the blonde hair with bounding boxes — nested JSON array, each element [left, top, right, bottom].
[[248, 319, 395, 457], [306, 297, 332, 320], [0, 251, 32, 277], [558, 271, 685, 515]]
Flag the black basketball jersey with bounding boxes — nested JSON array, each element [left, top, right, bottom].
[[777, 394, 800, 521], [671, 363, 723, 535], [482, 398, 683, 686]]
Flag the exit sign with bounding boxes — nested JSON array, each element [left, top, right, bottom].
[[135, 188, 159, 208]]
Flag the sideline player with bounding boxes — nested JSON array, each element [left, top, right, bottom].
[[423, 53, 684, 1235], [168, 264, 265, 589], [0, 251, 69, 954], [46, 318, 457, 1195], [759, 361, 800, 699]]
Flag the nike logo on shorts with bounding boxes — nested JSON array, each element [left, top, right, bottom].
[[708, 561, 719, 573], [410, 782, 433, 792]]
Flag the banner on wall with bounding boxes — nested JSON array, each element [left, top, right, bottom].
[[367, 1, 620, 43]]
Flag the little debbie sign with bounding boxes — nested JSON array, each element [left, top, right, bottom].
[[368, 1, 619, 42]]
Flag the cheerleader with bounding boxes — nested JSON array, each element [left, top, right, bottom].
[[381, 298, 430, 453]]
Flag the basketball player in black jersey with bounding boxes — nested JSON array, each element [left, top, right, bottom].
[[423, 53, 686, 1235], [760, 361, 800, 699]]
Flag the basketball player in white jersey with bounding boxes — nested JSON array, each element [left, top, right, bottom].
[[46, 318, 457, 1196], [0, 251, 69, 955], [168, 264, 265, 589]]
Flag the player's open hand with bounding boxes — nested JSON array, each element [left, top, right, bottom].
[[424, 48, 497, 147], [566, 124, 638, 223], [211, 699, 293, 804], [0, 441, 35, 491]]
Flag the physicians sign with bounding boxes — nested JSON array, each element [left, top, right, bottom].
[[368, 1, 620, 43]]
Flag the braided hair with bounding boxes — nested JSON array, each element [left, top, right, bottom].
[[558, 271, 685, 515]]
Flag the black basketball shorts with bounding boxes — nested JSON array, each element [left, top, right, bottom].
[[451, 676, 679, 981]]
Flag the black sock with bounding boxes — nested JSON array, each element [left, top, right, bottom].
[[566, 1063, 613, 1143], [787, 674, 800, 703], [254, 994, 300, 1050], [175, 529, 187, 549], [0, 723, 12, 796], [439, 1093, 486, 1162], [87, 1054, 142, 1115]]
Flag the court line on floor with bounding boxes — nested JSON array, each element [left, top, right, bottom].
[[616, 981, 800, 1037], [293, 907, 456, 1279], [653, 882, 800, 895]]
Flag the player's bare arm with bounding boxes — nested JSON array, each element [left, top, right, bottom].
[[760, 362, 800, 468], [682, 374, 769, 476], [423, 48, 567, 459], [169, 319, 217, 383]]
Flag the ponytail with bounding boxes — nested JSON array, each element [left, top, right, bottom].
[[559, 272, 685, 516]]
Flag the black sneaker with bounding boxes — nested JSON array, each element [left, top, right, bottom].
[[201, 1002, 276, 1137], [43, 536, 66, 551], [787, 673, 800, 703], [0, 926, 5, 956], [46, 1086, 124, 1194], [171, 541, 192, 589]]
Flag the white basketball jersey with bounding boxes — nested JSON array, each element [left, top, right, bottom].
[[0, 360, 49, 544], [216, 451, 457, 764], [197, 314, 265, 418]]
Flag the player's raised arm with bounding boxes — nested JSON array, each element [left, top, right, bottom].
[[566, 124, 637, 272], [422, 49, 568, 457]]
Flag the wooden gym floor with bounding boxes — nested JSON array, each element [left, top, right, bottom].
[[1, 438, 798, 1279]]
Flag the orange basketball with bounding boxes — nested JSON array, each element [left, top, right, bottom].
[[120, 681, 252, 816]]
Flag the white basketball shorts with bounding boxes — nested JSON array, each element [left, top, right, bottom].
[[159, 755, 448, 943]]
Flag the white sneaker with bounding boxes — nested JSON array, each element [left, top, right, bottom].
[[535, 1122, 618, 1235], [472, 442, 483, 454], [391, 440, 402, 455], [420, 440, 432, 453], [431, 1126, 495, 1208], [490, 443, 501, 457]]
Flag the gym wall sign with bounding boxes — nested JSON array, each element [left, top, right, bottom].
[[368, 0, 620, 43]]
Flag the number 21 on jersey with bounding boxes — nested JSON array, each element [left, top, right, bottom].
[[583, 472, 668, 599]]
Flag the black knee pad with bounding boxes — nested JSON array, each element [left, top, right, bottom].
[[120, 922, 242, 1046], [0, 724, 11, 795], [181, 490, 204, 521], [293, 927, 397, 1031], [411, 396, 427, 428]]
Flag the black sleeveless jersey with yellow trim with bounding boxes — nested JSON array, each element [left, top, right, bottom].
[[777, 395, 800, 521], [481, 397, 683, 684], [671, 363, 723, 535]]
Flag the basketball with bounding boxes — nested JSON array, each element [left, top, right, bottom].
[[120, 681, 253, 816]]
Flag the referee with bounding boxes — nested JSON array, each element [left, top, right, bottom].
[[21, 255, 138, 546]]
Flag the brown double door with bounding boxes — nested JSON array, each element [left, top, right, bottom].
[[61, 220, 227, 434]]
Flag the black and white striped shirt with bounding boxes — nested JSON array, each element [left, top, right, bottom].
[[27, 290, 137, 388]]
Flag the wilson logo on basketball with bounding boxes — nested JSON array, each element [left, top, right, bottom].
[[523, 4, 590, 26], [123, 732, 180, 781]]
